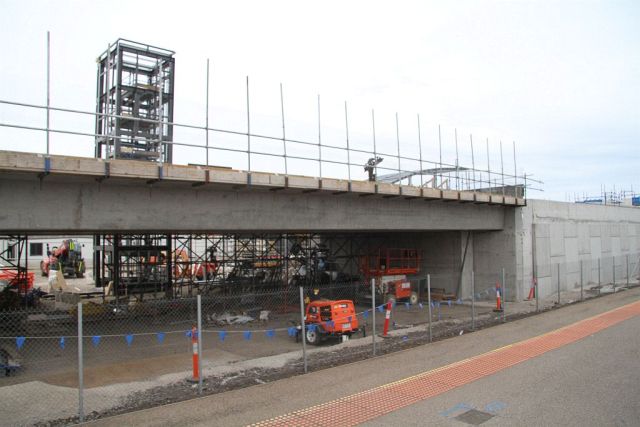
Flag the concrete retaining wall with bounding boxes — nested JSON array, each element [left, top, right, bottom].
[[517, 200, 640, 299]]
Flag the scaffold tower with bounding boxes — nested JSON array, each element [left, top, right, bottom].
[[94, 39, 175, 163]]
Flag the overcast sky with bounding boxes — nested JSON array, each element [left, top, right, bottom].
[[0, 0, 638, 201]]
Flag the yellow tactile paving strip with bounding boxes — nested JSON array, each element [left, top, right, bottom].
[[250, 300, 640, 427]]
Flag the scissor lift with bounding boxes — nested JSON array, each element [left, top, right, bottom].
[[360, 248, 421, 304]]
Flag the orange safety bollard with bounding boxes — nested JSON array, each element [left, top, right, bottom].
[[526, 278, 536, 301], [493, 281, 503, 312], [190, 325, 199, 382], [382, 300, 392, 337]]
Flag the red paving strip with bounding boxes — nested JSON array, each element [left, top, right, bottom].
[[250, 300, 640, 427]]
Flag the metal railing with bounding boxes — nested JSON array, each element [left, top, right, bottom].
[[0, 97, 544, 195]]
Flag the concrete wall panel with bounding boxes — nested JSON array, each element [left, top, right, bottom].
[[578, 225, 591, 255], [516, 200, 640, 300]]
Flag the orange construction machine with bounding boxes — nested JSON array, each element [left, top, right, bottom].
[[40, 239, 85, 278], [298, 299, 360, 345], [360, 248, 421, 304]]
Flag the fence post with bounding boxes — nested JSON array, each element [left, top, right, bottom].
[[612, 256, 616, 285], [535, 273, 539, 312], [598, 258, 601, 286], [580, 259, 584, 301], [471, 271, 475, 330], [299, 286, 307, 373], [77, 302, 84, 423], [626, 255, 630, 286], [501, 268, 506, 323], [197, 295, 203, 394], [371, 278, 376, 356], [427, 274, 432, 342], [557, 263, 561, 305]]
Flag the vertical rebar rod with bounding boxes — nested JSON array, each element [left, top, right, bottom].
[[197, 295, 203, 394], [46, 31, 50, 156], [317, 94, 322, 179], [280, 83, 288, 175], [502, 268, 506, 322], [371, 278, 376, 355], [471, 271, 476, 330], [205, 59, 210, 166], [500, 141, 505, 197], [372, 109, 378, 181], [455, 128, 459, 191], [427, 274, 432, 342], [344, 101, 351, 182], [396, 112, 401, 184], [246, 76, 251, 174], [417, 114, 424, 188], [557, 263, 561, 305], [470, 135, 476, 190], [77, 302, 84, 423], [486, 138, 491, 194], [580, 259, 584, 301], [438, 125, 443, 188], [299, 286, 307, 373], [512, 141, 518, 194]]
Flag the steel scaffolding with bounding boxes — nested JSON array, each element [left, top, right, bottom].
[[94, 39, 175, 163]]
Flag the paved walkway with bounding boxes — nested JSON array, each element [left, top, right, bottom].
[[86, 288, 640, 426], [251, 300, 640, 426]]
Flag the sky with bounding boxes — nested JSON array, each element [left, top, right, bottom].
[[0, 0, 638, 201]]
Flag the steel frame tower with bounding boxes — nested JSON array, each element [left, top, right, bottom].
[[95, 39, 175, 163]]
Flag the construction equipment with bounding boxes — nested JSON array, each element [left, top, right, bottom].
[[364, 157, 383, 181], [40, 239, 86, 278], [360, 248, 421, 304], [298, 299, 360, 345], [0, 263, 34, 293]]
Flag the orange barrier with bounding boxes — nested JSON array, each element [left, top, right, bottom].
[[526, 278, 536, 301], [190, 326, 199, 382], [493, 281, 503, 312], [382, 301, 392, 336]]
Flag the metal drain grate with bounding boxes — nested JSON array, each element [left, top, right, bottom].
[[454, 409, 495, 425]]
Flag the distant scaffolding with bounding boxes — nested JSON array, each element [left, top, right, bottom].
[[95, 39, 175, 163]]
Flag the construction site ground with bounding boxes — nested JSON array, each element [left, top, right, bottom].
[[1, 268, 636, 425], [85, 286, 640, 427]]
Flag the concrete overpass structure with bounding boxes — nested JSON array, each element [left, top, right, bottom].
[[1, 150, 638, 302], [0, 151, 520, 233]]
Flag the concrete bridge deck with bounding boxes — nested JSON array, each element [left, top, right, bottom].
[[0, 151, 523, 233]]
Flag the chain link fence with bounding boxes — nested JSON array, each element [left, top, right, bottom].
[[1, 254, 639, 425]]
